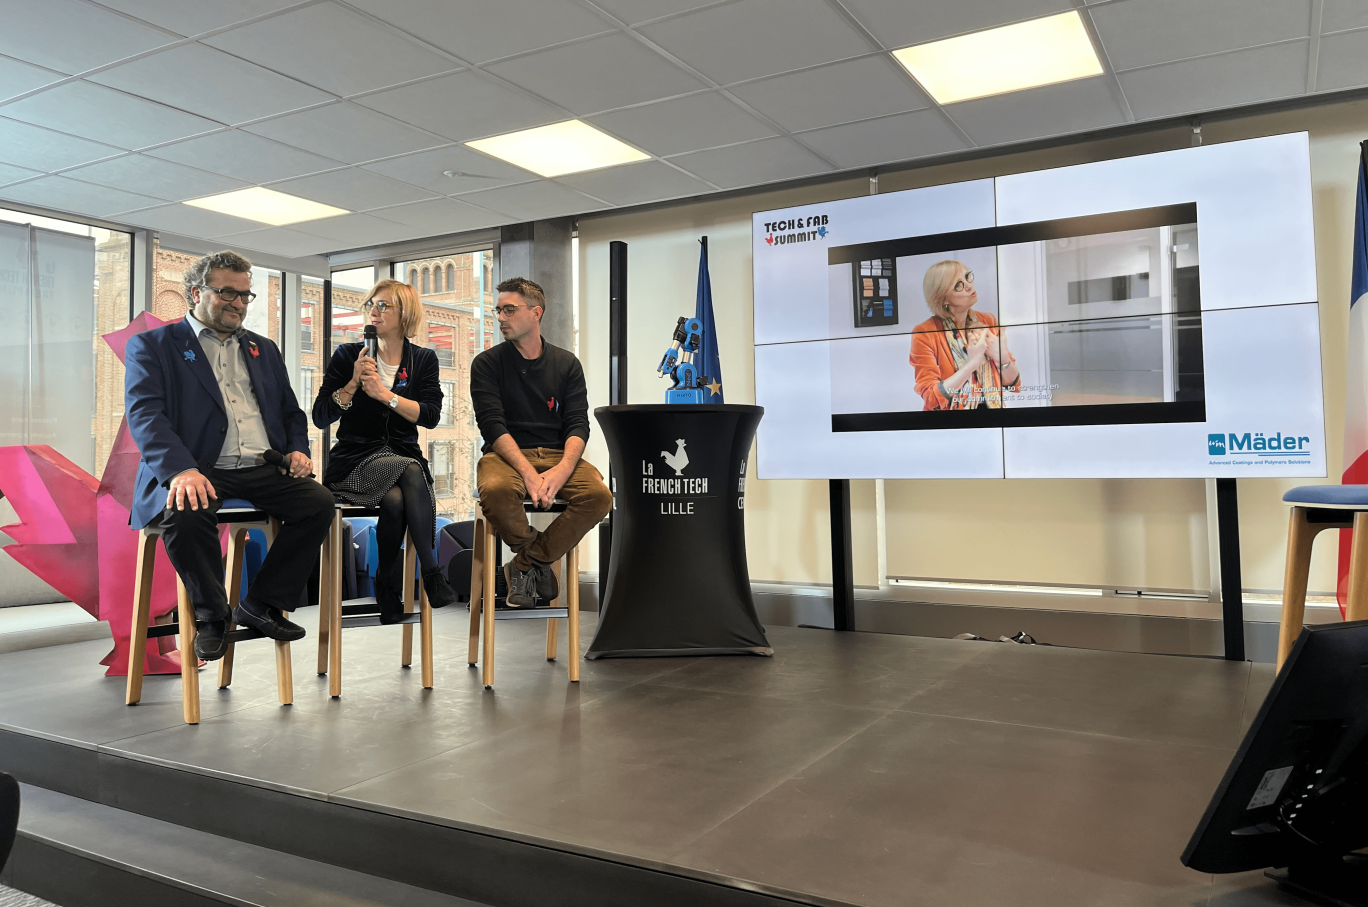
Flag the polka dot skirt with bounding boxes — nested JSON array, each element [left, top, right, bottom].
[[330, 445, 437, 548]]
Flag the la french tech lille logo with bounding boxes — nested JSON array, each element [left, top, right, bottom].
[[764, 214, 830, 247]]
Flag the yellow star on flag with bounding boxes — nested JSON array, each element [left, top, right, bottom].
[[706, 379, 722, 397]]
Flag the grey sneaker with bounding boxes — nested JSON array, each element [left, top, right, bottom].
[[533, 563, 559, 603], [503, 562, 536, 608]]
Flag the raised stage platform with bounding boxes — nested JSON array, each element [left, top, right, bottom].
[[0, 610, 1296, 906]]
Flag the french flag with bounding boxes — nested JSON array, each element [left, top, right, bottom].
[[1336, 140, 1368, 617]]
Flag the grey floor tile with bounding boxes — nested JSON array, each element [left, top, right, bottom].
[[672, 710, 1233, 907], [332, 682, 883, 862], [900, 643, 1253, 748], [1207, 869, 1306, 906]]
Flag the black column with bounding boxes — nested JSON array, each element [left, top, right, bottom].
[[600, 242, 628, 609], [320, 278, 332, 479], [830, 479, 855, 631], [1216, 477, 1245, 661]]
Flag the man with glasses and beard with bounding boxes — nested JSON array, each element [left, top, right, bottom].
[[470, 277, 612, 607], [124, 250, 334, 661]]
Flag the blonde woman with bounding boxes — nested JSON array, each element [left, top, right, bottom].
[[909, 260, 1020, 410], [313, 279, 457, 619]]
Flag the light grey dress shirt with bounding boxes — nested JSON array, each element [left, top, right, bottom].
[[185, 312, 271, 469]]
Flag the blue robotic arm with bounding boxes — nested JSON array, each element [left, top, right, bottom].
[[658, 316, 707, 404]]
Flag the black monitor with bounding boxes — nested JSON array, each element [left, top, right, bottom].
[[1182, 620, 1368, 905]]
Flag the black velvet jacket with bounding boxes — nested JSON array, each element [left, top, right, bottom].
[[312, 340, 443, 487]]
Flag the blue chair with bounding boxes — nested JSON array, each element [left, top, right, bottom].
[[126, 498, 292, 725], [1278, 486, 1368, 668]]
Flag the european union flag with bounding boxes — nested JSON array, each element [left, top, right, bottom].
[[695, 237, 723, 402]]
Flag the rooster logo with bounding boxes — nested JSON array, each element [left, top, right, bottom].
[[660, 439, 689, 476]]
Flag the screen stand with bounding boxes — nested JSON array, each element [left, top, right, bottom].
[[1215, 477, 1246, 661], [1267, 855, 1368, 907], [830, 479, 855, 631]]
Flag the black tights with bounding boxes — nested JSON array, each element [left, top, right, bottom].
[[376, 463, 437, 576]]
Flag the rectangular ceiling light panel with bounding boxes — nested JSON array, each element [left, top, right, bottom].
[[467, 120, 649, 178], [892, 11, 1104, 105], [183, 187, 348, 225]]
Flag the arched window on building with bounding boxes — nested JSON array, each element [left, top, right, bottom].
[[433, 265, 442, 294], [408, 269, 417, 287], [446, 263, 454, 294], [421, 268, 430, 294]]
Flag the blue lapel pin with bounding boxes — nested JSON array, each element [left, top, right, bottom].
[[183, 349, 196, 363]]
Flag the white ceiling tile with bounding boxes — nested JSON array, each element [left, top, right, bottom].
[[590, 0, 717, 27], [92, 0, 303, 37], [729, 55, 928, 133], [210, 226, 338, 258], [267, 168, 436, 211], [361, 145, 531, 194], [456, 180, 610, 221], [639, 0, 874, 85], [556, 160, 715, 205], [288, 213, 420, 246], [63, 154, 249, 201], [0, 163, 41, 186], [1316, 29, 1368, 92], [795, 109, 966, 169], [0, 0, 174, 74], [666, 136, 834, 190], [349, 0, 614, 65], [588, 92, 775, 156], [203, 2, 459, 96], [841, 0, 1070, 49], [2, 81, 221, 148], [0, 56, 64, 102], [1322, 1, 1368, 33], [0, 117, 125, 170], [367, 197, 504, 234], [89, 45, 334, 125], [946, 77, 1125, 147], [145, 131, 342, 184], [1094, 0, 1312, 71], [117, 202, 262, 237], [355, 71, 563, 144], [485, 33, 706, 115], [1118, 41, 1309, 120], [0, 175, 161, 218], [243, 103, 447, 164]]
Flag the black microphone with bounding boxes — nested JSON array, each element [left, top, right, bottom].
[[363, 324, 378, 359], [264, 449, 314, 478]]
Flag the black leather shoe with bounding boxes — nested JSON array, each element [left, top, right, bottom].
[[232, 599, 306, 642], [422, 568, 458, 609], [193, 620, 229, 661]]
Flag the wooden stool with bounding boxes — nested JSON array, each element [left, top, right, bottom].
[[468, 501, 580, 690], [317, 505, 433, 698], [1278, 486, 1368, 669], [126, 499, 293, 725]]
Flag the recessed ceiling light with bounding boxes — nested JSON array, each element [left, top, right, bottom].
[[466, 121, 649, 178], [892, 11, 1104, 105], [183, 187, 348, 226]]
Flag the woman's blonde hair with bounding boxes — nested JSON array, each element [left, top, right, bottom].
[[922, 259, 970, 320], [363, 278, 423, 338]]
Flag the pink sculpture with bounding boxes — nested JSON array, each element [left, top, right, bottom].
[[0, 312, 192, 675]]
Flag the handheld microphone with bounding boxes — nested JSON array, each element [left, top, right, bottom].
[[363, 324, 378, 359], [263, 449, 314, 478]]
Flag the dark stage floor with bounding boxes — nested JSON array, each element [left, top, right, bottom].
[[0, 609, 1295, 906]]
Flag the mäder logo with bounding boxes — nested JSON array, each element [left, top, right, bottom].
[[1207, 431, 1311, 457]]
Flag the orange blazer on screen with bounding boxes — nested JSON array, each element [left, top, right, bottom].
[[908, 311, 1018, 410]]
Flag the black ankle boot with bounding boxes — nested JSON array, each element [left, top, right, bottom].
[[422, 567, 458, 609], [374, 561, 405, 624]]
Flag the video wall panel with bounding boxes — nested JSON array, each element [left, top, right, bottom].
[[752, 132, 1325, 480]]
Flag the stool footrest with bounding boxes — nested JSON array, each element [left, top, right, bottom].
[[146, 624, 180, 639], [494, 607, 569, 620], [341, 614, 423, 629], [224, 627, 269, 644]]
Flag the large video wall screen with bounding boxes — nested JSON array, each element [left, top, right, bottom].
[[752, 133, 1324, 479]]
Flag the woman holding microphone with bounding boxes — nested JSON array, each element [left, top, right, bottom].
[[313, 279, 458, 621]]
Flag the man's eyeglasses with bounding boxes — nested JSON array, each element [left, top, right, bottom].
[[361, 301, 395, 314], [200, 285, 257, 303], [494, 304, 528, 317], [952, 271, 975, 293]]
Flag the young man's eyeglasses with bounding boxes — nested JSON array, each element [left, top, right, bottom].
[[199, 285, 257, 303], [361, 301, 396, 314], [494, 303, 530, 317]]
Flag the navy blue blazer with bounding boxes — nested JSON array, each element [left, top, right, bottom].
[[124, 318, 309, 529]]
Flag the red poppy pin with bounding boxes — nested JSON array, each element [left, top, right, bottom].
[[247, 340, 260, 358], [395, 367, 408, 389]]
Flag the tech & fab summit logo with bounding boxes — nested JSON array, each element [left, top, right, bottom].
[[643, 439, 709, 515], [1208, 430, 1313, 464], [764, 213, 830, 247]]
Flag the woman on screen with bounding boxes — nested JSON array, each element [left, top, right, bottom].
[[910, 260, 1020, 410]]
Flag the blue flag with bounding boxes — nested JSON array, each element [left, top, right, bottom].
[[695, 237, 723, 402]]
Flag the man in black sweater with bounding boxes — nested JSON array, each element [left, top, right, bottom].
[[470, 277, 612, 606]]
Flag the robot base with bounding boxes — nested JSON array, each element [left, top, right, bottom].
[[665, 388, 705, 405]]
